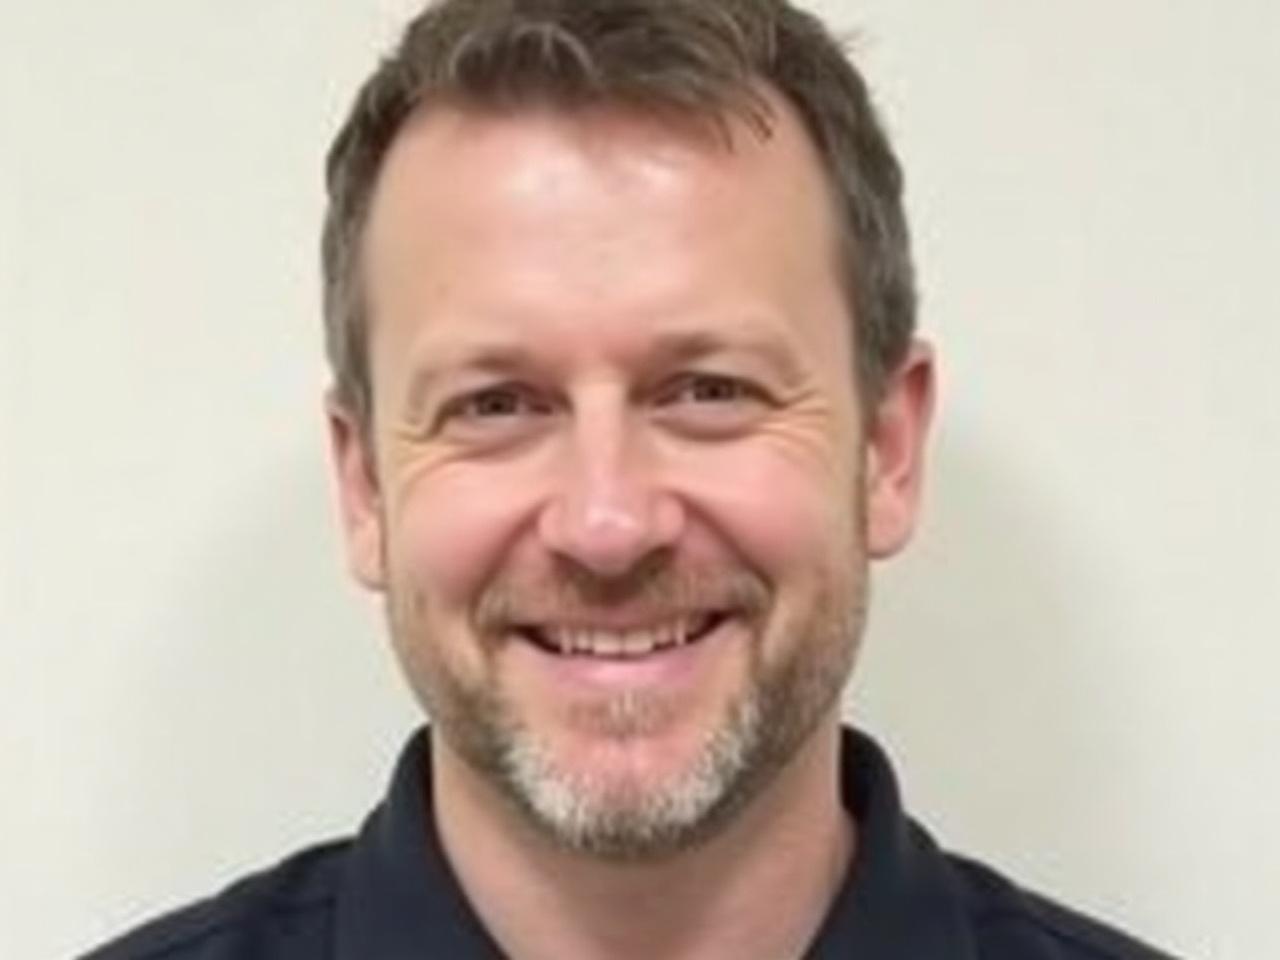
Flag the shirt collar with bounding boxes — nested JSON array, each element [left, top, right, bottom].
[[806, 730, 976, 957], [334, 729, 502, 958], [334, 727, 975, 959]]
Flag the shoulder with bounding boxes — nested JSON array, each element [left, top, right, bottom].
[[79, 840, 350, 960], [948, 854, 1180, 960]]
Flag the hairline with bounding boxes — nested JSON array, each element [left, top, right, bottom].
[[338, 83, 877, 440]]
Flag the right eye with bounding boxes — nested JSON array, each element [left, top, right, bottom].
[[435, 383, 555, 441], [450, 385, 537, 420]]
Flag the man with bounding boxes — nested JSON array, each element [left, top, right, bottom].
[[86, 1, 1176, 957]]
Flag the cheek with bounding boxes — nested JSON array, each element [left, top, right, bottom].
[[676, 440, 857, 580], [388, 461, 543, 612]]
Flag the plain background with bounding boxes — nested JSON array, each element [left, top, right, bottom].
[[3, 1, 1277, 957]]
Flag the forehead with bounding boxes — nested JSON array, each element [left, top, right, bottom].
[[360, 91, 851, 378]]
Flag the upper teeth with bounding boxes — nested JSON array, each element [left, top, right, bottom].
[[542, 617, 698, 658]]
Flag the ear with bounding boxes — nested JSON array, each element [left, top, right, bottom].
[[865, 341, 936, 559], [326, 393, 387, 591]]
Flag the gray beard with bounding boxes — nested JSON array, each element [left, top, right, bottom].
[[497, 687, 766, 860], [401, 561, 866, 862]]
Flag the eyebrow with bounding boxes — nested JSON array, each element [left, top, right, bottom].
[[399, 320, 807, 417], [401, 342, 529, 420], [642, 327, 806, 386]]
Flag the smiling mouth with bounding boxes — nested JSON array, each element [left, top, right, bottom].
[[514, 611, 730, 659]]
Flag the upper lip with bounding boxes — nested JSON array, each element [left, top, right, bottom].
[[512, 611, 727, 656], [512, 610, 720, 632]]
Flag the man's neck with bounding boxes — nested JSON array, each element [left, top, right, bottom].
[[432, 719, 854, 960]]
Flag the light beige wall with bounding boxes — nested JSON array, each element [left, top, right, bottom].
[[3, 1, 1275, 957]]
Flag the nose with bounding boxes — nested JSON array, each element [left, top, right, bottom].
[[536, 399, 685, 578]]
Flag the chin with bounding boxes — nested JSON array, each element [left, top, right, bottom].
[[496, 691, 767, 860]]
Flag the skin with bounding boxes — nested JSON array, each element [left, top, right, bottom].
[[329, 92, 934, 959]]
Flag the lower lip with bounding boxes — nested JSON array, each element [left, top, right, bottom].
[[508, 617, 741, 692]]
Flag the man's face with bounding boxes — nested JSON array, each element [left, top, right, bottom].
[[331, 97, 931, 857]]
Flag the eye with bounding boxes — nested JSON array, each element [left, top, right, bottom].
[[438, 383, 553, 430], [652, 372, 773, 439], [463, 387, 527, 417], [659, 372, 767, 406]]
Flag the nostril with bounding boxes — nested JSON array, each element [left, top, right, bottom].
[[536, 470, 687, 579], [536, 494, 652, 578]]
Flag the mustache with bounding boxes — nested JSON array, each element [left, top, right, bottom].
[[474, 556, 770, 630]]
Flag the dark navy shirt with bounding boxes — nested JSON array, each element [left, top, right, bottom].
[[83, 728, 1177, 959]]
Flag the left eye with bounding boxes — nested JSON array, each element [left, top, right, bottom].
[[660, 373, 761, 405]]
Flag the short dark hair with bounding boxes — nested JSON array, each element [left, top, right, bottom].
[[322, 0, 916, 432]]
